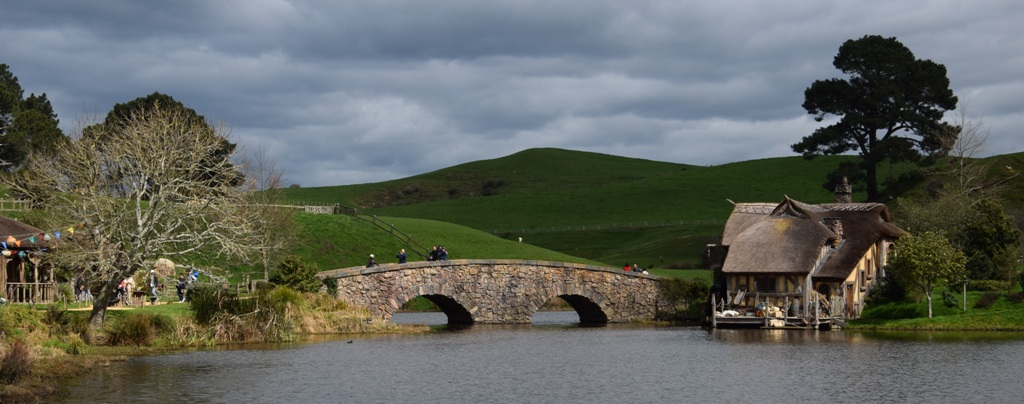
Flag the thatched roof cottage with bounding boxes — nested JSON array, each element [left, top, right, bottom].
[[717, 180, 904, 321]]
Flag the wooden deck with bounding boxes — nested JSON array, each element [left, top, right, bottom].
[[712, 313, 834, 330]]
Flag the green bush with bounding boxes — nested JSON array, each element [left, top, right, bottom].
[[43, 334, 88, 355], [941, 290, 959, 308], [187, 283, 301, 342], [107, 312, 175, 347], [866, 275, 907, 303], [0, 305, 45, 338], [967, 280, 1011, 291], [187, 284, 235, 325], [273, 257, 322, 293], [267, 286, 305, 315], [43, 304, 73, 335], [974, 292, 1001, 309], [321, 277, 338, 297], [658, 277, 709, 319]]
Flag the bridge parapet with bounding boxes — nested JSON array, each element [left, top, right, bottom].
[[320, 259, 665, 324]]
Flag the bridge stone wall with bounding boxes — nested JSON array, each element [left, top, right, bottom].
[[320, 259, 665, 324]]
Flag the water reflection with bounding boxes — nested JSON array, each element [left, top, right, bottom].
[[54, 316, 1024, 404], [391, 310, 582, 327]]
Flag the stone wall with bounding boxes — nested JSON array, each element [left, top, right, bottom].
[[321, 259, 665, 324]]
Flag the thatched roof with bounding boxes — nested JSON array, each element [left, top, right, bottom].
[[0, 215, 52, 250], [721, 197, 904, 280]]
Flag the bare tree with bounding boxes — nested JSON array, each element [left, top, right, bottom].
[[3, 103, 268, 326], [933, 104, 1019, 197], [236, 146, 299, 281]]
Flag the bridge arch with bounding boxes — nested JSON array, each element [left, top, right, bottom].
[[320, 259, 665, 324]]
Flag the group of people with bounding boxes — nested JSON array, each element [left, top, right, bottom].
[[114, 275, 137, 305], [623, 263, 649, 274], [139, 268, 200, 305], [428, 246, 448, 261], [174, 269, 200, 303], [365, 245, 449, 268], [72, 265, 202, 307]]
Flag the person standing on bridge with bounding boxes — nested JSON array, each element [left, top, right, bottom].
[[366, 254, 378, 267], [396, 249, 407, 264], [428, 246, 439, 261]]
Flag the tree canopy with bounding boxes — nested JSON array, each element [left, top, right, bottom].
[[887, 231, 967, 318], [3, 101, 267, 326], [85, 92, 242, 190], [794, 35, 959, 200], [0, 65, 66, 171]]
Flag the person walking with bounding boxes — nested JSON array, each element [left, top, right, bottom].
[[366, 254, 378, 268], [176, 275, 188, 303], [148, 270, 160, 305], [124, 275, 136, 306], [396, 249, 407, 264]]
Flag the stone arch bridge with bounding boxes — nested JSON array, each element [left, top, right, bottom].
[[319, 259, 667, 324]]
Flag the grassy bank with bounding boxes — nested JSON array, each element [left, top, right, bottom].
[[0, 286, 429, 403], [849, 287, 1024, 331]]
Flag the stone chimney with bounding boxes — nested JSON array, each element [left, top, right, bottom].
[[823, 218, 843, 247], [834, 176, 852, 204]]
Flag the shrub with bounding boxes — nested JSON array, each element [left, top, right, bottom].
[[1008, 292, 1024, 304], [43, 304, 72, 335], [321, 277, 338, 297], [974, 292, 1001, 309], [56, 283, 76, 304], [42, 334, 88, 355], [188, 284, 300, 342], [658, 277, 709, 319], [941, 290, 959, 308], [866, 275, 906, 303], [188, 284, 235, 325], [0, 305, 45, 337], [273, 257, 322, 293], [967, 280, 1011, 291], [0, 339, 33, 384], [107, 312, 175, 347], [267, 286, 305, 315]]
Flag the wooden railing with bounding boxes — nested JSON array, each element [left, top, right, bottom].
[[4, 282, 57, 304], [0, 199, 30, 212]]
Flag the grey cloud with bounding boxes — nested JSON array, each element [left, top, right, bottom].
[[2, 1, 1023, 186]]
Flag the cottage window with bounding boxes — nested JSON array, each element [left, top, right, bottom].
[[755, 276, 777, 293]]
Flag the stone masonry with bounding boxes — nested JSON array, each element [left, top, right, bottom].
[[319, 259, 666, 324]]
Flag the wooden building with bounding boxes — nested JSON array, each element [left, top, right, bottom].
[[1, 215, 56, 304], [713, 180, 904, 326]]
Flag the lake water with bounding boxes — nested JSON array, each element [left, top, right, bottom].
[[56, 312, 1024, 403]]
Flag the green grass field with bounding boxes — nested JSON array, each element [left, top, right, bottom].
[[280, 148, 927, 267], [851, 286, 1024, 330]]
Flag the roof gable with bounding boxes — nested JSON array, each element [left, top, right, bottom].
[[721, 197, 904, 277]]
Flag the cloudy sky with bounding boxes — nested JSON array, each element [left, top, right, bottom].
[[2, 1, 1022, 187]]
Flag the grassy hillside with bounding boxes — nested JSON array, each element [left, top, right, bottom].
[[285, 213, 605, 272], [281, 148, 918, 267]]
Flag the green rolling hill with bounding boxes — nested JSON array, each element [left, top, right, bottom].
[[281, 148, 940, 269]]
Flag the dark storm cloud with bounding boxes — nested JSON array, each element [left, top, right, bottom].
[[2, 0, 1023, 186]]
